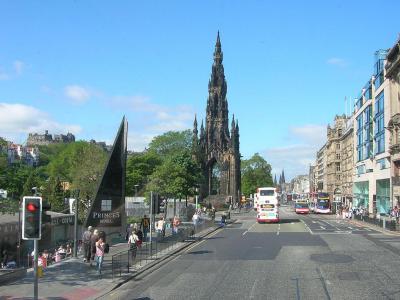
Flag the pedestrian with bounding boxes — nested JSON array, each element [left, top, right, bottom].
[[90, 229, 99, 266], [172, 215, 180, 235], [1, 250, 9, 269], [82, 226, 93, 263], [66, 244, 72, 257], [95, 237, 105, 275], [192, 211, 199, 226], [128, 229, 139, 261], [156, 217, 165, 239], [140, 215, 150, 241], [220, 214, 226, 226]]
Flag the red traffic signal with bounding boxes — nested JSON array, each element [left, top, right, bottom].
[[27, 202, 38, 212], [22, 197, 42, 240]]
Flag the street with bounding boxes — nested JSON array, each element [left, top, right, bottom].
[[104, 206, 400, 300]]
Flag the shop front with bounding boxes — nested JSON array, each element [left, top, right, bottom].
[[376, 179, 390, 215], [353, 181, 369, 209]]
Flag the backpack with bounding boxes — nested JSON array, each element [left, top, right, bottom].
[[143, 218, 149, 228], [104, 243, 110, 254]]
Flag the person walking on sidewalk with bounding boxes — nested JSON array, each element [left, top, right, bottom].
[[90, 229, 99, 266], [172, 215, 181, 235], [128, 229, 140, 261], [95, 237, 105, 275], [82, 226, 93, 263], [140, 215, 150, 241]]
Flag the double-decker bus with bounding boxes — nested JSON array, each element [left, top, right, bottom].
[[294, 200, 310, 214], [315, 192, 331, 214], [255, 187, 279, 223]]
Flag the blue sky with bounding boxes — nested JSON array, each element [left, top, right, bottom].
[[0, 0, 399, 180]]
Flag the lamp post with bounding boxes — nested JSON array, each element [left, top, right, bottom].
[[134, 184, 139, 198]]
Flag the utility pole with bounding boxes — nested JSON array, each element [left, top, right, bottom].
[[73, 190, 80, 258], [149, 191, 153, 256]]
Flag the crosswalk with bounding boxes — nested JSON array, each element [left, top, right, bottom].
[[301, 217, 378, 234]]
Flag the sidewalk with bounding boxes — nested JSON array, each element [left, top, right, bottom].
[[348, 217, 400, 236], [0, 218, 228, 300]]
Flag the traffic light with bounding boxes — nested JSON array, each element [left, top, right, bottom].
[[152, 193, 162, 214], [42, 200, 52, 224], [22, 197, 42, 240]]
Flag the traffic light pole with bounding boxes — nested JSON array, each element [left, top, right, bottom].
[[33, 239, 38, 300], [73, 190, 80, 258], [149, 191, 153, 257]]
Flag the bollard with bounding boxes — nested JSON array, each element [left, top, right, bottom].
[[383, 217, 386, 229]]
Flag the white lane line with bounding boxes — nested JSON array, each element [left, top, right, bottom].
[[277, 224, 281, 235], [300, 219, 314, 235], [312, 221, 317, 223], [320, 226, 326, 230], [242, 221, 257, 236]]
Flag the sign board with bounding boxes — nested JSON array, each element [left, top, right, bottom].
[[51, 215, 74, 225]]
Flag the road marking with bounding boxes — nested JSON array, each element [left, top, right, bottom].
[[320, 226, 326, 230], [242, 221, 257, 236], [249, 279, 259, 299], [300, 219, 314, 234], [277, 224, 281, 235], [184, 228, 222, 253]]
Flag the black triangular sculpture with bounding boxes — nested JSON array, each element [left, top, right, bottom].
[[85, 117, 127, 227]]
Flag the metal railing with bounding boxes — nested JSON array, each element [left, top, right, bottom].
[[111, 219, 216, 280]]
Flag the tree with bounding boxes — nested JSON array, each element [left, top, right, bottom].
[[42, 141, 107, 212], [147, 150, 203, 200], [147, 130, 192, 158], [126, 151, 162, 196], [241, 153, 273, 197]]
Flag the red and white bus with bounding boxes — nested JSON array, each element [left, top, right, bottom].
[[255, 187, 279, 223], [294, 200, 310, 214]]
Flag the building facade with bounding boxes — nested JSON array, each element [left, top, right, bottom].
[[316, 144, 327, 192], [340, 116, 354, 206], [386, 39, 400, 207], [326, 115, 348, 202], [27, 130, 75, 146], [353, 50, 392, 215], [7, 143, 39, 166]]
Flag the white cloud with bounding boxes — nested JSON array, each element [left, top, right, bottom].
[[327, 57, 347, 67], [14, 60, 24, 75], [262, 124, 326, 181], [289, 124, 326, 145], [127, 132, 155, 152], [107, 95, 195, 144], [64, 85, 91, 103], [0, 103, 81, 143]]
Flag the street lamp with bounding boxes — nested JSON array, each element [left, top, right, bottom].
[[134, 184, 139, 198]]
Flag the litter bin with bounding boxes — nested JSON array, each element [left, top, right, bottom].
[[38, 265, 43, 278]]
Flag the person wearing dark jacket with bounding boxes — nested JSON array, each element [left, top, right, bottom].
[[82, 226, 93, 263]]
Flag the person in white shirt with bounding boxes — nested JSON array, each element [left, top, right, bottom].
[[156, 217, 165, 239], [128, 230, 139, 260]]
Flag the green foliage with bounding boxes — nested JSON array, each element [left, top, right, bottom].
[[42, 141, 107, 212], [147, 150, 203, 199], [126, 151, 162, 196], [148, 130, 192, 158], [126, 130, 196, 198], [241, 153, 273, 197]]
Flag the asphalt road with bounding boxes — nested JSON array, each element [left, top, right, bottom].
[[104, 206, 400, 300]]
